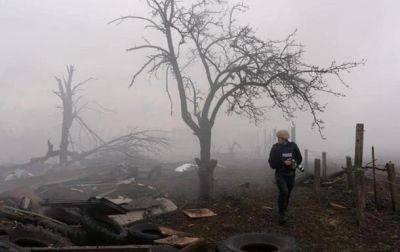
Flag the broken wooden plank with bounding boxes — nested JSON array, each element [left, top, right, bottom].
[[155, 235, 202, 248], [182, 208, 216, 219], [110, 198, 177, 226], [159, 226, 188, 237]]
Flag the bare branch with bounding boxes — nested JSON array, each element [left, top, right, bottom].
[[126, 45, 170, 54]]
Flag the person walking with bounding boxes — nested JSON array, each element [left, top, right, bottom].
[[268, 130, 302, 225]]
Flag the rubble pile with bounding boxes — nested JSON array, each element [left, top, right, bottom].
[[0, 164, 200, 251]]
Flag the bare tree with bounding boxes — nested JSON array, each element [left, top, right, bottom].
[[112, 0, 362, 200], [54, 65, 94, 166], [7, 66, 168, 171]]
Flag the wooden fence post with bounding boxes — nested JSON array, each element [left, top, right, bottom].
[[372, 146, 378, 208], [354, 123, 365, 225], [345, 156, 354, 191], [354, 123, 364, 168], [354, 168, 366, 226], [314, 159, 321, 195], [322, 152, 327, 179], [304, 149, 309, 172], [386, 163, 397, 212]]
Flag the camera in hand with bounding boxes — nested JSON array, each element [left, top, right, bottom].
[[291, 160, 304, 172]]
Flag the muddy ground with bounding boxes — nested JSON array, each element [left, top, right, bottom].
[[143, 162, 400, 251], [5, 159, 398, 251]]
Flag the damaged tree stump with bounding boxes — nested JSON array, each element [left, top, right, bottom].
[[386, 162, 397, 212], [314, 159, 321, 196]]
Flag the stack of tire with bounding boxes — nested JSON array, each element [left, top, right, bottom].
[[0, 223, 72, 249], [0, 207, 168, 249]]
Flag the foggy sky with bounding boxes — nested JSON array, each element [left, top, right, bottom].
[[1, 0, 399, 164]]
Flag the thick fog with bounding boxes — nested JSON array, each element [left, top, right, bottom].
[[1, 0, 399, 165]]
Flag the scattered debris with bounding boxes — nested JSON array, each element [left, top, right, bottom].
[[329, 202, 347, 210], [155, 235, 202, 248], [117, 177, 136, 185], [159, 226, 188, 237], [18, 196, 32, 210], [41, 197, 128, 215], [262, 206, 273, 210], [110, 198, 178, 226], [70, 188, 85, 193], [183, 208, 217, 219], [106, 196, 133, 205], [175, 163, 197, 173], [174, 163, 225, 173], [147, 185, 156, 190], [0, 187, 42, 211], [4, 168, 34, 181]]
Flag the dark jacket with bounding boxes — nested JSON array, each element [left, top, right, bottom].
[[268, 141, 302, 176]]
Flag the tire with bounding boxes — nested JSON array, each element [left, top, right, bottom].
[[42, 207, 82, 225], [0, 241, 27, 252], [180, 241, 215, 252], [218, 233, 296, 252], [127, 223, 165, 243], [34, 209, 87, 245], [79, 210, 128, 245], [5, 223, 72, 248]]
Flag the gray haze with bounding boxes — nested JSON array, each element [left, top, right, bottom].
[[1, 0, 399, 164]]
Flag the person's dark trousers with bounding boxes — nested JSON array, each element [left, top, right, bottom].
[[275, 173, 295, 217]]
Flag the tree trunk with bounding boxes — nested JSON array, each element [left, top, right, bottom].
[[195, 126, 217, 201], [59, 101, 73, 166]]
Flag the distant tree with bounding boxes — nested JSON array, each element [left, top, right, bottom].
[[112, 0, 362, 200], [53, 66, 167, 166], [54, 65, 94, 166], [7, 66, 168, 170]]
